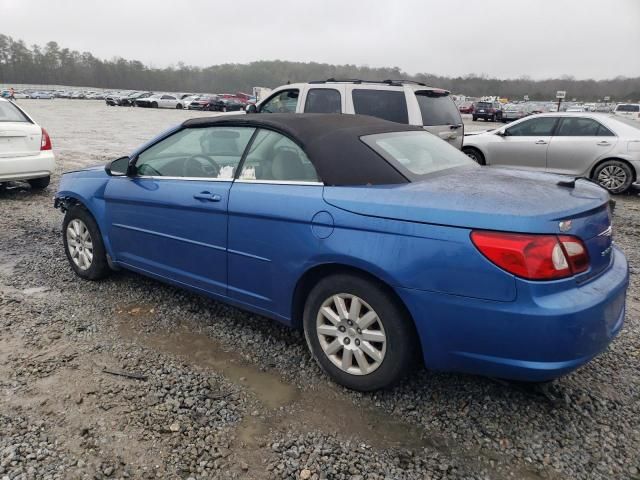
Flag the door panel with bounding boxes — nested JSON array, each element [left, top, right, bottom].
[[546, 117, 617, 176], [227, 182, 325, 317], [546, 137, 616, 175], [487, 116, 558, 170], [104, 177, 231, 295], [487, 136, 551, 170]]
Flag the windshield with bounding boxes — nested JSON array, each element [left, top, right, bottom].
[[0, 101, 30, 122], [361, 131, 476, 178]]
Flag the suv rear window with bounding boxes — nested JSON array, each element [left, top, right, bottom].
[[352, 89, 408, 124], [0, 101, 30, 122], [475, 102, 492, 108], [415, 91, 461, 126]]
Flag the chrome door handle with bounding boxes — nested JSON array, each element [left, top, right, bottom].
[[535, 140, 548, 144], [597, 141, 611, 146], [193, 192, 222, 202]]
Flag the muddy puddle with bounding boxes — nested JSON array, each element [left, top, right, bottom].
[[115, 304, 433, 452]]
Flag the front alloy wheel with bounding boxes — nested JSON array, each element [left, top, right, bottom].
[[316, 294, 387, 375], [62, 205, 111, 280], [66, 219, 93, 270]]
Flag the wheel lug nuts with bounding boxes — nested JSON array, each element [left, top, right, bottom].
[[355, 339, 360, 346], [344, 338, 350, 345], [338, 326, 346, 333], [356, 328, 361, 334], [347, 320, 353, 326]]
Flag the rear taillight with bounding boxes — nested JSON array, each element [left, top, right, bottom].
[[470, 231, 589, 280], [41, 128, 52, 151]]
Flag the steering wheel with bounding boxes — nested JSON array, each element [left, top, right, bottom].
[[183, 155, 220, 178]]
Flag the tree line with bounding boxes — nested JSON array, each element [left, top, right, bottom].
[[0, 34, 638, 101]]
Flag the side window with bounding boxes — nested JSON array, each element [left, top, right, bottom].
[[556, 118, 608, 136], [135, 127, 255, 178], [352, 89, 408, 124], [161, 95, 172, 100], [304, 88, 342, 113], [239, 129, 320, 183], [506, 117, 557, 136], [259, 89, 299, 113]]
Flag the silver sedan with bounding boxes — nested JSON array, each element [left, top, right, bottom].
[[462, 113, 640, 194]]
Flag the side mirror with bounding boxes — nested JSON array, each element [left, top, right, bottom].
[[496, 129, 508, 137], [105, 156, 131, 176], [245, 104, 257, 114]]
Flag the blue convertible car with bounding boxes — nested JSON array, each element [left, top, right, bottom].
[[55, 114, 629, 391]]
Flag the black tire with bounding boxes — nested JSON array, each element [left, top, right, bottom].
[[593, 160, 634, 194], [303, 273, 418, 391], [62, 205, 110, 280], [176, 103, 182, 109], [28, 176, 50, 190], [151, 102, 158, 108], [472, 116, 477, 121], [463, 147, 485, 165]]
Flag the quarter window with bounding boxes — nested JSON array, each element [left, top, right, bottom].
[[135, 127, 255, 178], [304, 88, 342, 113], [556, 117, 614, 137], [352, 89, 409, 124], [506, 117, 557, 136], [259, 89, 299, 113], [239, 129, 320, 182]]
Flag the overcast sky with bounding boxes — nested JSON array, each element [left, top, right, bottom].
[[1, 0, 639, 79]]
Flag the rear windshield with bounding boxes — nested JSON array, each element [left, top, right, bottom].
[[476, 102, 492, 108], [352, 89, 408, 124], [0, 101, 30, 122], [361, 131, 476, 178], [415, 91, 461, 126], [616, 104, 640, 112]]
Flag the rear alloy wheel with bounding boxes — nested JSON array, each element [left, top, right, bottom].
[[462, 147, 485, 165], [62, 205, 110, 280], [593, 160, 633, 194], [303, 274, 416, 391], [151, 102, 158, 108], [28, 176, 50, 190]]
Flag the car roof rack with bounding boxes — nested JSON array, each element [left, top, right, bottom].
[[308, 78, 434, 88]]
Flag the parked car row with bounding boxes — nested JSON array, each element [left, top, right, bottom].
[[458, 99, 638, 123]]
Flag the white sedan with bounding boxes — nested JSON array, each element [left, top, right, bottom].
[[135, 93, 183, 109], [0, 99, 55, 189], [462, 112, 640, 194]]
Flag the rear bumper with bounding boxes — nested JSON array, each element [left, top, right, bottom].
[[397, 247, 629, 381], [0, 151, 55, 182]]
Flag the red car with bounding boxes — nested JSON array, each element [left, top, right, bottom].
[[458, 102, 474, 114]]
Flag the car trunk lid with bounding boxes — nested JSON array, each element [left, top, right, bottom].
[[0, 122, 41, 158], [323, 167, 613, 278]]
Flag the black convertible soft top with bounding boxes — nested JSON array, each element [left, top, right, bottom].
[[182, 113, 424, 186]]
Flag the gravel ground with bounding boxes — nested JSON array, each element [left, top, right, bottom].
[[0, 100, 639, 480]]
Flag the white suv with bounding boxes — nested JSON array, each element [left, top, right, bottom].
[[0, 99, 55, 190], [247, 79, 464, 149]]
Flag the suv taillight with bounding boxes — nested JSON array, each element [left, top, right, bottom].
[[470, 231, 589, 280], [41, 128, 52, 151]]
